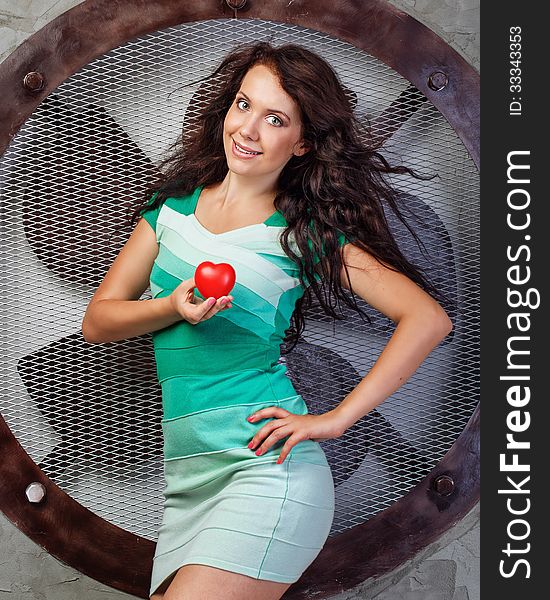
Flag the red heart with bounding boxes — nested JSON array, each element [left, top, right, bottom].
[[195, 261, 236, 299]]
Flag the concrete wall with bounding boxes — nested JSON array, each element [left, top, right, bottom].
[[0, 1, 479, 598]]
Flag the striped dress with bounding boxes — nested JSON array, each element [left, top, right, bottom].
[[140, 185, 348, 596]]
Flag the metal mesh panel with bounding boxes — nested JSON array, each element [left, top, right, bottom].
[[0, 19, 479, 541]]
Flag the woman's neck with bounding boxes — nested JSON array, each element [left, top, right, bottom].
[[209, 173, 279, 211]]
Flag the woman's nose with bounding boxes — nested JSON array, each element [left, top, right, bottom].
[[239, 115, 260, 140]]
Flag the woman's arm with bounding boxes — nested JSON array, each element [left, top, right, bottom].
[[81, 218, 182, 344], [82, 296, 181, 344], [330, 243, 453, 434]]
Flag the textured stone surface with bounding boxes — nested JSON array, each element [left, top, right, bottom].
[[0, 511, 136, 598], [0, 0, 479, 598], [390, 0, 480, 71], [327, 503, 479, 600]]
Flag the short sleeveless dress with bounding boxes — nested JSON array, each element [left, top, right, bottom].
[[140, 185, 350, 597]]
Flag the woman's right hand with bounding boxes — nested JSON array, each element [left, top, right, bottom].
[[169, 277, 233, 325]]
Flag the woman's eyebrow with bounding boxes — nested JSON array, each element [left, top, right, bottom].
[[237, 91, 291, 121]]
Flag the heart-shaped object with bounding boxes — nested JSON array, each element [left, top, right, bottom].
[[195, 261, 236, 299]]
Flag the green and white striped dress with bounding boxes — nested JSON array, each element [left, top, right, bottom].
[[141, 184, 348, 596]]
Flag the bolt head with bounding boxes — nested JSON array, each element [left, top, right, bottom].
[[25, 482, 46, 503], [433, 474, 455, 496], [427, 71, 448, 91], [226, 0, 248, 8]]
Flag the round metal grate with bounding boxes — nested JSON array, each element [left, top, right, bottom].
[[1, 17, 478, 536], [0, 2, 479, 598]]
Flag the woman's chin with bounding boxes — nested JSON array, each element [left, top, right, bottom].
[[226, 156, 259, 173]]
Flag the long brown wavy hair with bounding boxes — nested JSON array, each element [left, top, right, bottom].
[[129, 41, 450, 353]]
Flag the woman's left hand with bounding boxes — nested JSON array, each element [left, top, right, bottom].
[[246, 407, 344, 464]]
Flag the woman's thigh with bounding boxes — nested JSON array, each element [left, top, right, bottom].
[[163, 563, 294, 600]]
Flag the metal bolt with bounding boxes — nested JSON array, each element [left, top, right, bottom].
[[25, 482, 46, 503], [427, 71, 448, 91], [23, 71, 45, 92], [433, 474, 454, 496], [226, 0, 248, 9]]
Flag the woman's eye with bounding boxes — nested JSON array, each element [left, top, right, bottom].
[[236, 98, 248, 110], [267, 115, 283, 127]]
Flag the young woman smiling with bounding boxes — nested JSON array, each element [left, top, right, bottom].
[[82, 41, 452, 600]]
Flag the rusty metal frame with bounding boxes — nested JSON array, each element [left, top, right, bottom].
[[0, 1, 480, 598]]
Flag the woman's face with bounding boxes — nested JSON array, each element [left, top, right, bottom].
[[223, 64, 309, 180]]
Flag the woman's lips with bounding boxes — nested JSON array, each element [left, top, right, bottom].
[[232, 139, 262, 159]]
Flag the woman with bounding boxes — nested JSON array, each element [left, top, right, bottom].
[[82, 41, 452, 600]]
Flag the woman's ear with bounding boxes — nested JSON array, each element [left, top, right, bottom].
[[293, 140, 311, 157]]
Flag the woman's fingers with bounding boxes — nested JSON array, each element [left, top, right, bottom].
[[197, 295, 233, 320], [171, 286, 235, 324], [201, 297, 216, 315]]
